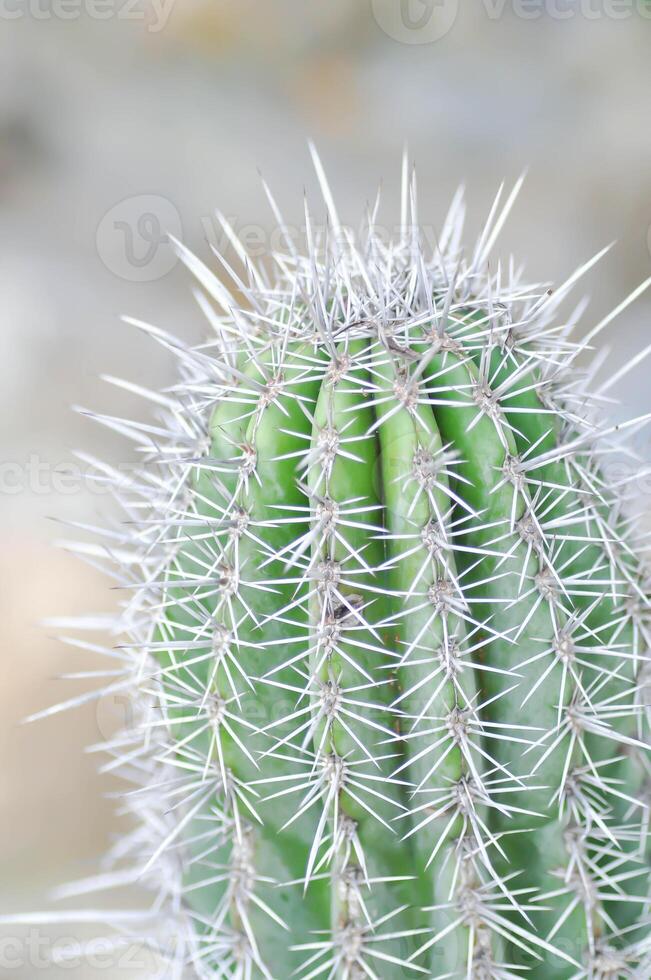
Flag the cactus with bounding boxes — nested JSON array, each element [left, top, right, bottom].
[[29, 156, 651, 978]]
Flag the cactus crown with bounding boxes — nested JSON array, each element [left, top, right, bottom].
[[38, 155, 651, 978]]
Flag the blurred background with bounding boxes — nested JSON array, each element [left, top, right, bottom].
[[1, 2, 649, 975]]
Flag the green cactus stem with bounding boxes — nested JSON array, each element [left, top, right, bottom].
[[23, 155, 651, 980]]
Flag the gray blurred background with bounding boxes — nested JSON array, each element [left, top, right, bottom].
[[1, 2, 650, 975]]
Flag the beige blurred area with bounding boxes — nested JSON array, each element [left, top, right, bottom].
[[1, 1, 649, 975]]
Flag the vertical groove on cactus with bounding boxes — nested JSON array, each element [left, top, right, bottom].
[[17, 154, 651, 979]]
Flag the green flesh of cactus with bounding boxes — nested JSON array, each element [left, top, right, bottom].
[[49, 166, 651, 979]]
